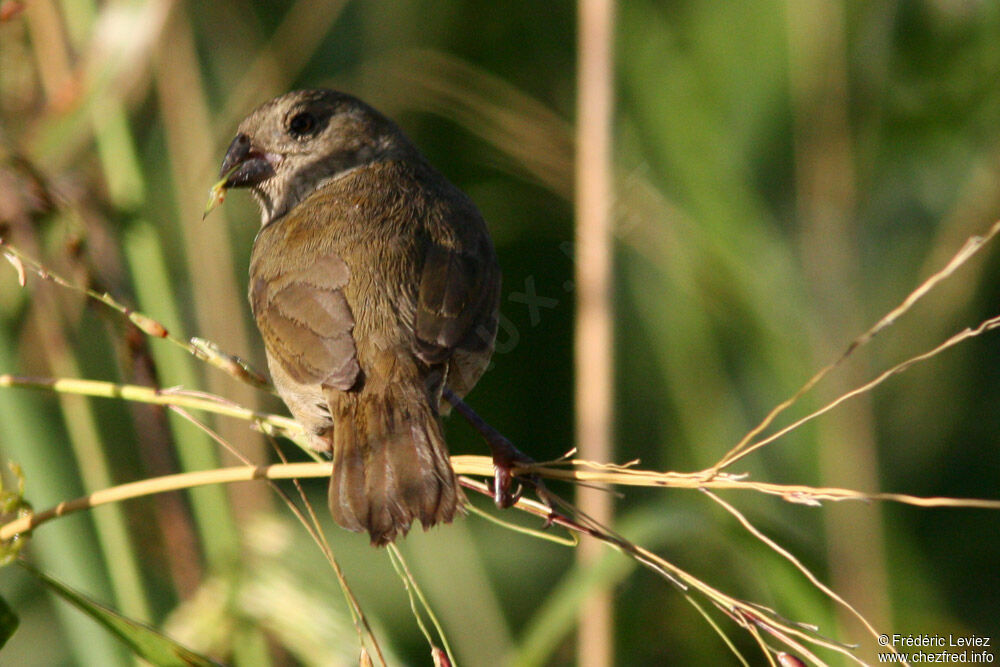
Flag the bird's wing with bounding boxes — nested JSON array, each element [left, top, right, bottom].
[[414, 234, 499, 365], [251, 253, 360, 390]]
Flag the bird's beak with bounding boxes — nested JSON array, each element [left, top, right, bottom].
[[219, 133, 280, 188]]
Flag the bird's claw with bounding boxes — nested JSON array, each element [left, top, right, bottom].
[[488, 433, 537, 508], [492, 464, 523, 508], [442, 389, 552, 516]]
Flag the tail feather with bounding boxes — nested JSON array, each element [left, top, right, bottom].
[[327, 384, 460, 546]]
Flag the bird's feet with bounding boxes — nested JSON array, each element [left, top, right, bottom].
[[442, 388, 551, 511], [484, 430, 537, 508]]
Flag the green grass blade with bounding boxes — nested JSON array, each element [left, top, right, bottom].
[[0, 593, 19, 649], [20, 562, 221, 667]]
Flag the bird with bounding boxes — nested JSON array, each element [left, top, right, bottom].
[[218, 89, 500, 545]]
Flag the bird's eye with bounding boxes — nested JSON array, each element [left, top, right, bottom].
[[288, 111, 317, 137]]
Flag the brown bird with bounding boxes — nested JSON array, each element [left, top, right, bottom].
[[219, 89, 500, 545]]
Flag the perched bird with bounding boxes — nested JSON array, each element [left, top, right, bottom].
[[218, 89, 500, 545]]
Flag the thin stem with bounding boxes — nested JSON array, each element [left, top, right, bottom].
[[0, 241, 269, 388], [575, 0, 617, 664], [713, 219, 1000, 474], [0, 375, 300, 440], [387, 544, 456, 667]]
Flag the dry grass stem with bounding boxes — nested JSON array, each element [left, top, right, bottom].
[[372, 49, 574, 198], [452, 457, 1000, 509], [702, 490, 891, 659], [387, 544, 455, 667], [1, 405, 988, 665], [3, 450, 997, 544], [0, 374, 303, 444], [259, 439, 387, 665], [0, 241, 269, 388], [4, 217, 999, 665], [719, 311, 1000, 470], [713, 219, 1000, 473]]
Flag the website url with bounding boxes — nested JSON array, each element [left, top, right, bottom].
[[878, 651, 995, 663]]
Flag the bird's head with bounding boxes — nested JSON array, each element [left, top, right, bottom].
[[219, 89, 411, 225]]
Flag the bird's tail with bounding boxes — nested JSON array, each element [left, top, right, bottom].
[[326, 383, 461, 546]]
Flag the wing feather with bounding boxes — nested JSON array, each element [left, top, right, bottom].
[[251, 253, 360, 390]]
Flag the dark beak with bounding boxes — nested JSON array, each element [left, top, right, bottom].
[[219, 133, 276, 188]]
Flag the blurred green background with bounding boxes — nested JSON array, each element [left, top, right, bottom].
[[1, 0, 999, 664]]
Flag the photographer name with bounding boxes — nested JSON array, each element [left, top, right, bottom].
[[893, 634, 992, 648]]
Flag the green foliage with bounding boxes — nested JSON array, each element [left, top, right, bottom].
[[0, 1, 998, 665], [0, 593, 18, 649], [0, 463, 29, 567], [19, 562, 218, 667]]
